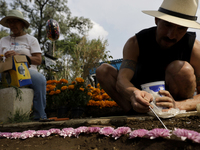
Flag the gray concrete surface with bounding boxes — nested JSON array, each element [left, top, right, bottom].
[[0, 87, 34, 123]]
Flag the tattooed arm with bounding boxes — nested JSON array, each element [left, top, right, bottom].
[[116, 36, 153, 113]]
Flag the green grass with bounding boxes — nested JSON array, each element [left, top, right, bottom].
[[6, 109, 32, 124]]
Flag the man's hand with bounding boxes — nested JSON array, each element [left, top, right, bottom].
[[4, 50, 19, 58], [155, 90, 176, 112], [130, 90, 153, 113]]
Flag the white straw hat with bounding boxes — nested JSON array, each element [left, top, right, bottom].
[[0, 10, 30, 29], [142, 0, 200, 29]]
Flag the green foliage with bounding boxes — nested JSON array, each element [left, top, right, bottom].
[[7, 109, 32, 124], [56, 33, 82, 55], [0, 0, 113, 82], [49, 36, 112, 81], [5, 0, 92, 50], [0, 28, 9, 39], [0, 0, 8, 17], [67, 79, 91, 107], [70, 36, 112, 80]]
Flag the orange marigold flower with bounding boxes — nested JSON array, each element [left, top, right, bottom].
[[87, 92, 92, 96], [75, 77, 84, 83], [55, 89, 61, 94], [51, 80, 57, 84], [87, 100, 118, 108], [68, 85, 74, 89], [60, 79, 68, 84], [93, 88, 100, 94], [49, 85, 56, 91], [46, 85, 52, 88], [79, 87, 84, 91], [89, 86, 94, 90], [101, 89, 105, 93], [95, 95, 103, 101], [46, 80, 52, 84], [87, 84, 91, 87], [57, 81, 62, 84], [63, 80, 68, 84], [71, 81, 76, 84], [97, 83, 100, 88], [92, 93, 98, 99], [102, 93, 110, 100], [49, 91, 55, 95], [61, 86, 68, 91]]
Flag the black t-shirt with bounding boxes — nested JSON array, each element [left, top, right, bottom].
[[131, 27, 196, 89]]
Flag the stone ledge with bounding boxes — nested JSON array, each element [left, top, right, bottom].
[[0, 87, 34, 123], [0, 111, 198, 132]]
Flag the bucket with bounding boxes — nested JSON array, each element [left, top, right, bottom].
[[141, 81, 165, 109], [141, 81, 165, 93]]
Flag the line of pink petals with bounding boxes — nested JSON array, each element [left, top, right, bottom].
[[1, 127, 200, 143]]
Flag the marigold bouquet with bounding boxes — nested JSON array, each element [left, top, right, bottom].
[[46, 79, 69, 109], [87, 83, 119, 109], [46, 77, 91, 109]]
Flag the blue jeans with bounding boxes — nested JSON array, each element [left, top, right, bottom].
[[29, 69, 47, 120], [0, 69, 47, 120]]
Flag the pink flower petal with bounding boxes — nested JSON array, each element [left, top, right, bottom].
[[87, 127, 101, 134], [60, 128, 74, 138], [1, 132, 12, 139], [20, 130, 36, 139], [73, 126, 88, 137], [36, 130, 51, 138], [129, 129, 149, 139], [99, 127, 115, 137], [173, 128, 200, 142], [112, 127, 131, 140], [49, 128, 61, 134], [147, 128, 171, 139], [11, 132, 22, 139], [193, 135, 200, 143]]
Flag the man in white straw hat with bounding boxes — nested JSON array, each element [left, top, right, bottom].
[[0, 10, 49, 121], [96, 0, 200, 114]]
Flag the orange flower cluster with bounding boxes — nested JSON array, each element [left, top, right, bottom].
[[46, 78, 86, 96], [61, 86, 68, 91], [86, 83, 118, 108], [46, 77, 92, 108], [88, 83, 111, 101], [46, 78, 118, 108], [87, 100, 118, 109], [75, 77, 84, 83]]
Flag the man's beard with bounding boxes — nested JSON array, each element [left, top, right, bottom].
[[160, 37, 177, 49]]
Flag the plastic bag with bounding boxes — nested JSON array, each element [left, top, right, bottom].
[[147, 92, 186, 118]]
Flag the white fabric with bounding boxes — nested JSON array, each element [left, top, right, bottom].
[[0, 34, 41, 71]]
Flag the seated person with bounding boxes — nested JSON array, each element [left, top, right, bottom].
[[0, 10, 47, 121]]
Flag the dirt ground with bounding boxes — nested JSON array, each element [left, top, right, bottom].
[[1, 115, 200, 150]]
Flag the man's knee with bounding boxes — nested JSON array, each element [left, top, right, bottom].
[[166, 60, 191, 73], [96, 63, 110, 79], [165, 60, 196, 99], [165, 60, 195, 81]]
